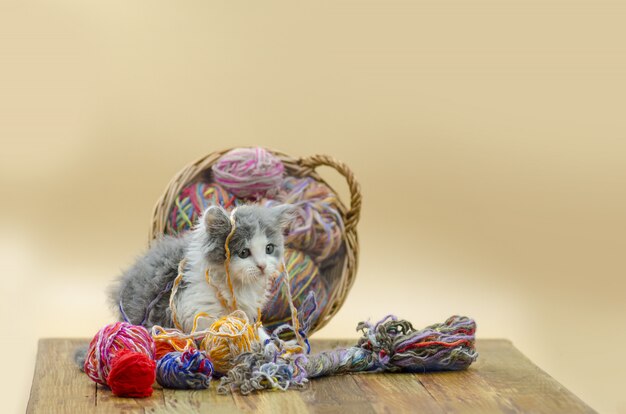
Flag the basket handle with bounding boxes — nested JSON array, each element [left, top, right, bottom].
[[299, 154, 362, 232]]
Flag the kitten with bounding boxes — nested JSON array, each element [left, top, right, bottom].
[[110, 204, 294, 333]]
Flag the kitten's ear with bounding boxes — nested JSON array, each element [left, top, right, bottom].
[[271, 204, 296, 229], [203, 206, 231, 236]]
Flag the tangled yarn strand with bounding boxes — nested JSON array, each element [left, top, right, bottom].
[[304, 315, 477, 378], [303, 347, 378, 378], [218, 315, 478, 394]]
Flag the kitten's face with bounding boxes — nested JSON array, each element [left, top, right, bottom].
[[201, 204, 293, 283], [228, 226, 282, 282]]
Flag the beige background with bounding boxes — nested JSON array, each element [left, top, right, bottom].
[[1, 1, 625, 413]]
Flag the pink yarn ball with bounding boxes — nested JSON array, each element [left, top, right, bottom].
[[211, 147, 285, 199]]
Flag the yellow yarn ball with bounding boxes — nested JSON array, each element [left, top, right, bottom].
[[199, 310, 261, 374]]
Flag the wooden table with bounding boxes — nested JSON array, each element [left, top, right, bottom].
[[27, 338, 595, 413]]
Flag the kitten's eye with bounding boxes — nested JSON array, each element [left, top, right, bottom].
[[238, 248, 251, 259], [265, 244, 275, 254]]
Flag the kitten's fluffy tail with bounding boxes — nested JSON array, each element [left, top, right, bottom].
[[73, 345, 88, 371]]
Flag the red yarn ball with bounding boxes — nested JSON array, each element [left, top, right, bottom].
[[107, 350, 156, 398]]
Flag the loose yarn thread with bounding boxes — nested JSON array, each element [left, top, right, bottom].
[[222, 208, 240, 311], [168, 259, 187, 331], [212, 147, 285, 199], [278, 255, 307, 350]]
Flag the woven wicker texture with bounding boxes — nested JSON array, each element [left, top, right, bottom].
[[149, 149, 361, 334]]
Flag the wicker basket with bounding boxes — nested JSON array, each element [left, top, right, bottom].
[[149, 148, 362, 335]]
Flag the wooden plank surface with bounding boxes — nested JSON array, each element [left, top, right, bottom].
[[27, 338, 596, 414]]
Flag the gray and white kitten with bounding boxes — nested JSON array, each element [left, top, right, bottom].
[[110, 204, 293, 334]]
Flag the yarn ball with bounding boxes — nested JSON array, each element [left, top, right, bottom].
[[262, 249, 327, 333], [166, 182, 241, 234], [262, 176, 344, 262], [156, 349, 214, 390], [199, 310, 261, 374], [107, 350, 157, 398], [84, 322, 156, 398], [211, 147, 285, 199]]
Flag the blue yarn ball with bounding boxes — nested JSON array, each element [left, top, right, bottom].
[[156, 349, 214, 389]]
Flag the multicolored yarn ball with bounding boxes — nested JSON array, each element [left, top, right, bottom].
[[218, 315, 478, 395], [83, 322, 157, 398], [211, 147, 285, 199], [166, 182, 241, 234], [156, 349, 214, 389], [199, 310, 262, 374], [262, 177, 344, 262], [262, 249, 327, 333]]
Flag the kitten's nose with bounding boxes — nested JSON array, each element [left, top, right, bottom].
[[257, 263, 266, 271]]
